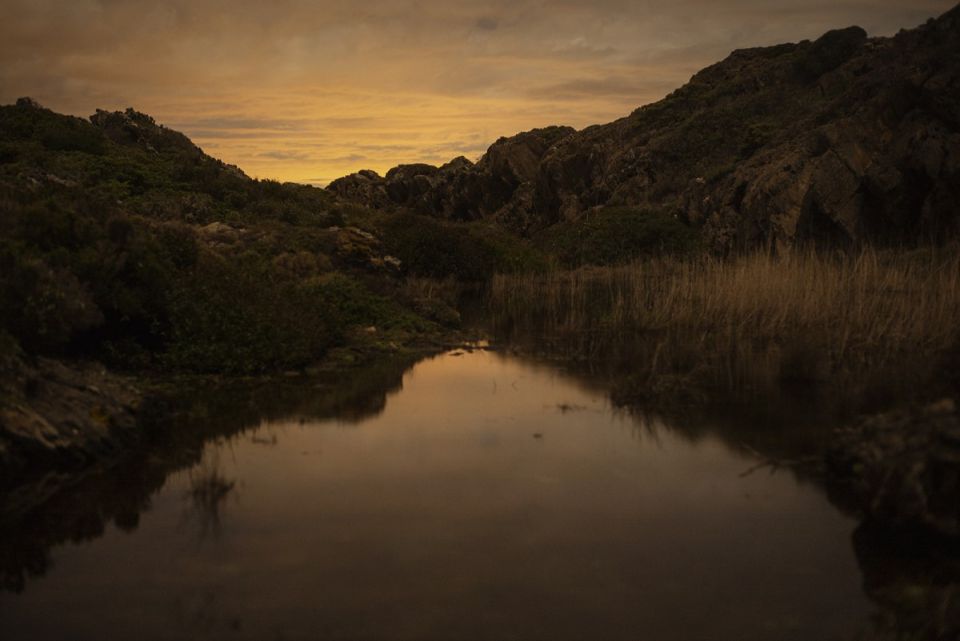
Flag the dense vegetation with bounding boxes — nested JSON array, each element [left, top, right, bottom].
[[0, 100, 455, 374], [489, 249, 960, 409], [2, 96, 958, 395]]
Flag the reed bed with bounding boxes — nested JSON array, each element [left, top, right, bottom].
[[489, 248, 960, 396]]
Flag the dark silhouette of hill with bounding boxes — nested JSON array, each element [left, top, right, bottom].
[[329, 6, 960, 251]]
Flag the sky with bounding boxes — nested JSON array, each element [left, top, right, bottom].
[[1, 0, 954, 185]]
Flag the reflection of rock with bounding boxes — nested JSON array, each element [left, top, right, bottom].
[[827, 398, 960, 538], [0, 455, 162, 593], [852, 523, 960, 640], [0, 354, 419, 593]]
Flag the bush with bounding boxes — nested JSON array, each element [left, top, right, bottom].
[[300, 273, 431, 334], [0, 242, 104, 352], [162, 254, 337, 373], [379, 213, 498, 280], [378, 213, 547, 280], [37, 119, 106, 155], [536, 207, 698, 267]]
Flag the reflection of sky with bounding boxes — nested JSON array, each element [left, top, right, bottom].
[[0, 351, 873, 641], [1, 1, 952, 184]]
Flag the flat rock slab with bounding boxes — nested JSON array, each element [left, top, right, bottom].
[[0, 356, 141, 478]]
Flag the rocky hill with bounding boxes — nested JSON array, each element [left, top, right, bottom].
[[0, 99, 468, 379], [329, 6, 960, 252]]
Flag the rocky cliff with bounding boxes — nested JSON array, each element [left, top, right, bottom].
[[329, 6, 960, 251]]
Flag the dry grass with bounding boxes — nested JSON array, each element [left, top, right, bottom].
[[489, 248, 960, 394]]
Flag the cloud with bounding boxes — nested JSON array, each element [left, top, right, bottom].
[[257, 150, 315, 162], [1, 0, 954, 184], [475, 16, 500, 31]]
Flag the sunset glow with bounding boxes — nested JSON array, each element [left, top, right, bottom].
[[1, 0, 952, 184]]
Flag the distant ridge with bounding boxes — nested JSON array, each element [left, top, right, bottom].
[[329, 5, 960, 251]]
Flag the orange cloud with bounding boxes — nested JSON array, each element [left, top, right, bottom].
[[1, 0, 953, 184]]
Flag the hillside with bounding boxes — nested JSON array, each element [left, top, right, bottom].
[[0, 99, 482, 474], [0, 100, 480, 376], [2, 5, 959, 479], [329, 5, 960, 252]]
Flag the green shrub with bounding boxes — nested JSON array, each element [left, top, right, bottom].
[[536, 207, 698, 267], [379, 213, 497, 280], [161, 253, 326, 373], [0, 242, 104, 352], [378, 213, 547, 280], [37, 119, 106, 155], [301, 273, 430, 333]]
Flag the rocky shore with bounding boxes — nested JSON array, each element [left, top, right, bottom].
[[0, 353, 141, 484], [828, 398, 960, 539]]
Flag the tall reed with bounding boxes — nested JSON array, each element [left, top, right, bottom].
[[489, 248, 960, 399]]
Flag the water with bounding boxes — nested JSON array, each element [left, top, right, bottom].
[[0, 350, 884, 640]]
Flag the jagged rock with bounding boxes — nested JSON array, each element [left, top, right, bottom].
[[14, 97, 43, 110], [89, 108, 200, 157], [328, 6, 960, 247], [327, 170, 391, 208], [827, 398, 960, 538], [328, 126, 576, 230]]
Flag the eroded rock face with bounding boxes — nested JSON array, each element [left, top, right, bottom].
[[827, 398, 960, 538], [327, 170, 391, 209], [328, 7, 960, 247], [327, 127, 576, 232]]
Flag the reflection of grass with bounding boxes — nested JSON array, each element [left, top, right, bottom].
[[489, 248, 960, 408], [185, 455, 235, 538]]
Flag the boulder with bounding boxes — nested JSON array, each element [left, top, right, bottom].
[[326, 170, 391, 208], [333, 226, 402, 273]]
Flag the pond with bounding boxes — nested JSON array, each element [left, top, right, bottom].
[[0, 349, 890, 640]]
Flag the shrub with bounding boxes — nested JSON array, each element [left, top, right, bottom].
[[379, 213, 498, 280], [0, 242, 104, 352], [37, 118, 106, 155], [379, 213, 548, 280], [162, 253, 337, 373], [536, 206, 698, 267]]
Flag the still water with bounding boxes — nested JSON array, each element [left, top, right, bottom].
[[1, 350, 878, 640]]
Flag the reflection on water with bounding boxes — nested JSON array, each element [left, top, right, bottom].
[[184, 452, 237, 540], [0, 350, 955, 640]]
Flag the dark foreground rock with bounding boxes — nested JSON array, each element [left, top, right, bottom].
[[827, 398, 960, 538], [0, 354, 141, 482]]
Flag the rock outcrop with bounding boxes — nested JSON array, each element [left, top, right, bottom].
[[329, 7, 960, 248], [332, 226, 402, 272], [328, 127, 575, 232], [0, 354, 142, 482]]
